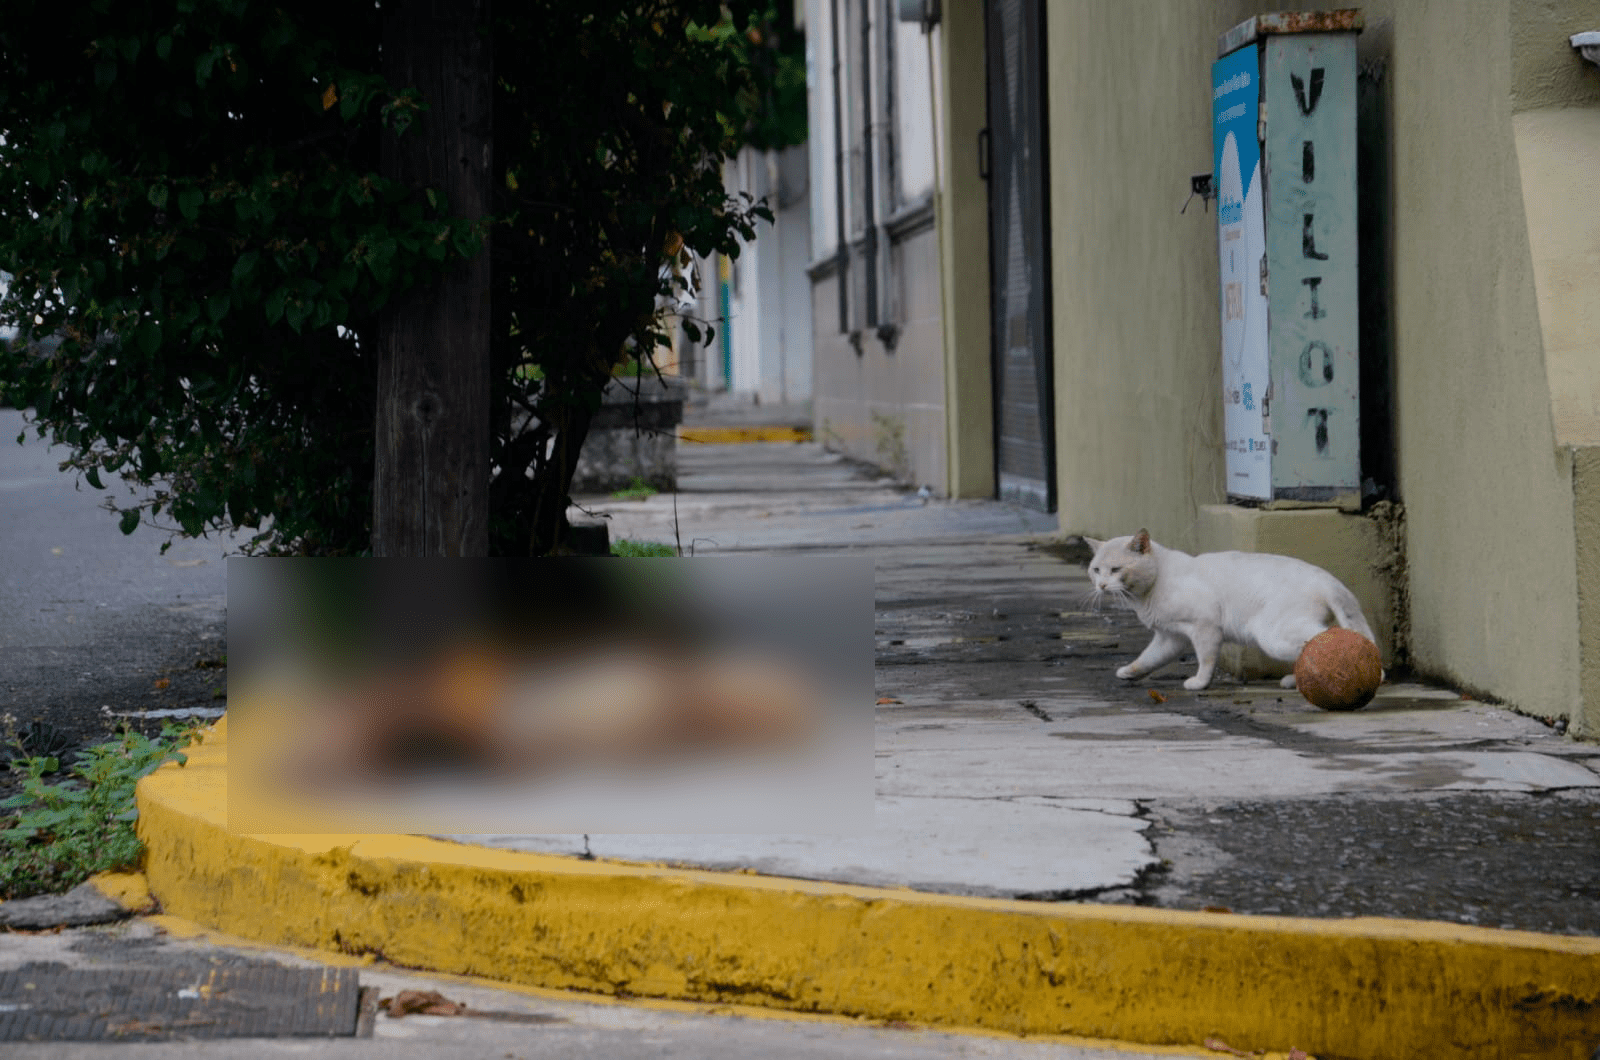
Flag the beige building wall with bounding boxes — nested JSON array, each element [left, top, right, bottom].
[[1389, 0, 1590, 721], [805, 0, 951, 492], [1506, 0, 1600, 734], [1040, 0, 1600, 726], [811, 220, 949, 488], [937, 0, 995, 499], [1044, 0, 1250, 551]]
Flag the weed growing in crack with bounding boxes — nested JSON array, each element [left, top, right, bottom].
[[0, 722, 202, 899]]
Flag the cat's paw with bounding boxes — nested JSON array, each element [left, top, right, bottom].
[[1182, 675, 1211, 691], [1115, 664, 1142, 681], [1279, 673, 1298, 690]]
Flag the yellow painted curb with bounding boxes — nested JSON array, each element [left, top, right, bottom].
[[138, 720, 1600, 1059], [88, 869, 155, 914], [678, 425, 812, 444], [137, 911, 1220, 1057]]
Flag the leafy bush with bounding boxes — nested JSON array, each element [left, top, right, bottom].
[[0, 1, 799, 557], [0, 723, 199, 900]]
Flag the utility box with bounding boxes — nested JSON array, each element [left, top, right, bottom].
[[1213, 10, 1362, 505]]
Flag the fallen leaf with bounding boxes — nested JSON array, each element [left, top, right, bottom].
[[1148, 689, 1167, 703], [876, 697, 901, 705], [1288, 1050, 1311, 1060], [322, 83, 338, 110], [1203, 1039, 1262, 1058], [384, 989, 466, 1017], [153, 678, 171, 690], [1201, 905, 1232, 914]]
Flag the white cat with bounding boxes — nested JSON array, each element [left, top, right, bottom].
[[1081, 529, 1378, 692]]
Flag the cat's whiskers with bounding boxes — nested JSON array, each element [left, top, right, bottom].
[[1082, 586, 1132, 613]]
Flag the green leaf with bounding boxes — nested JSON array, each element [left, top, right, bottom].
[[85, 465, 104, 489], [451, 223, 481, 258], [206, 292, 229, 324], [118, 509, 139, 535], [231, 250, 259, 286], [284, 298, 309, 333], [136, 319, 161, 354], [178, 187, 203, 222], [148, 184, 169, 210], [264, 287, 286, 324], [155, 35, 172, 60]]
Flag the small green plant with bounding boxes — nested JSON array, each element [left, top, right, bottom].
[[610, 476, 659, 502], [870, 410, 911, 481], [611, 539, 678, 557], [0, 723, 200, 900]]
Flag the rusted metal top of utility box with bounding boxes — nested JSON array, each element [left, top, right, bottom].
[[1218, 9, 1364, 57]]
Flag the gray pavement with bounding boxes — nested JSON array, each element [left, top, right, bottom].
[[509, 441, 1600, 932]]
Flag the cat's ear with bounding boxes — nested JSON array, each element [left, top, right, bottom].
[[1080, 536, 1104, 553], [1131, 529, 1151, 553]]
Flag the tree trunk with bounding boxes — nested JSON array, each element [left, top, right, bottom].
[[372, 0, 493, 557], [528, 402, 596, 556]]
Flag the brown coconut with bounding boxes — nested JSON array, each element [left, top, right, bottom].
[[1294, 627, 1383, 711]]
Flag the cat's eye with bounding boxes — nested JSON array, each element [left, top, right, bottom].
[[1110, 566, 1122, 574]]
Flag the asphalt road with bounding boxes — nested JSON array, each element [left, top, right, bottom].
[[0, 407, 233, 776]]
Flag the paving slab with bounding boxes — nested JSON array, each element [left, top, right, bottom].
[[447, 794, 1156, 898], [0, 881, 129, 930]]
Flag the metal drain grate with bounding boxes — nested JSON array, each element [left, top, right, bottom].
[[0, 962, 362, 1041]]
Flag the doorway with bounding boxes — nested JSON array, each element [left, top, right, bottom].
[[983, 0, 1056, 511]]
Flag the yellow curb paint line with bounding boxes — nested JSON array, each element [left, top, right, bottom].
[[678, 425, 812, 444], [137, 911, 1219, 1057], [138, 720, 1600, 1059]]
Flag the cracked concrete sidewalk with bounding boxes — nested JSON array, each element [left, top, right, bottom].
[[449, 441, 1600, 935]]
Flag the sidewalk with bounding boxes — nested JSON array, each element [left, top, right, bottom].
[[130, 440, 1600, 1058], [577, 442, 1600, 920]]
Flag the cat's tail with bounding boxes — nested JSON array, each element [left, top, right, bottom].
[[1326, 589, 1378, 644]]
